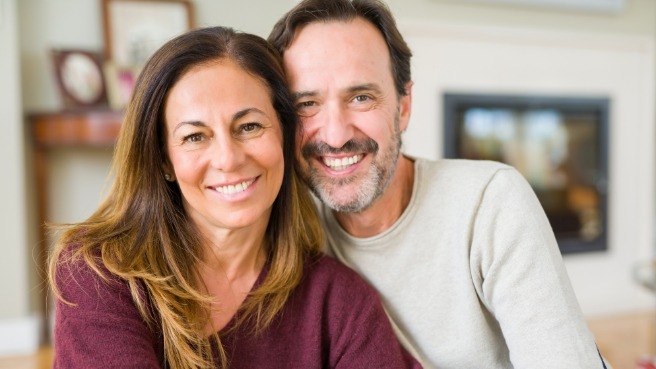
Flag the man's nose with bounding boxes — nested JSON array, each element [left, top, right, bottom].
[[317, 103, 355, 150]]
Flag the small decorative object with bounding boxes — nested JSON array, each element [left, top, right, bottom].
[[633, 259, 656, 293], [103, 62, 140, 110], [102, 0, 194, 68], [636, 355, 656, 369], [51, 49, 108, 109]]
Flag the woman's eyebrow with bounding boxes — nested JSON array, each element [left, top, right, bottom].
[[173, 120, 206, 133], [232, 107, 266, 121]]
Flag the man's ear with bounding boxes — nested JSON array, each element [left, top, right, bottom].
[[399, 81, 413, 132]]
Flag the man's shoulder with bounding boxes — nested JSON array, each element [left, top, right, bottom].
[[417, 157, 510, 174], [416, 158, 513, 186]]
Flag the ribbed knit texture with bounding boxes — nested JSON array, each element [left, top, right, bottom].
[[53, 254, 422, 369], [322, 158, 610, 369]]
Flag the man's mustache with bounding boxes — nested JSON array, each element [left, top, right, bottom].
[[301, 139, 379, 159]]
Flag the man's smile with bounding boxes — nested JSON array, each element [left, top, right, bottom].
[[322, 154, 364, 170]]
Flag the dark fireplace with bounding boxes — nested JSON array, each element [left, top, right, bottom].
[[443, 93, 609, 254]]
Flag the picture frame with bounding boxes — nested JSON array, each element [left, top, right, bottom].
[[102, 0, 194, 68], [51, 49, 108, 109]]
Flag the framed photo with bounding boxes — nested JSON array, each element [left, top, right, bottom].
[[102, 0, 194, 68], [51, 49, 108, 109]]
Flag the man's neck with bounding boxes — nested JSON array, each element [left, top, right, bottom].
[[334, 155, 415, 238]]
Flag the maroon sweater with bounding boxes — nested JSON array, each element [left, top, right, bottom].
[[54, 253, 421, 368]]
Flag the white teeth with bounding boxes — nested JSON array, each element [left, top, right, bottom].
[[214, 179, 254, 195], [322, 155, 363, 170]]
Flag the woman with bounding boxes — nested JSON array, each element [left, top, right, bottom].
[[49, 26, 420, 369]]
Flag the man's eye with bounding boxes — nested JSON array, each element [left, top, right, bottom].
[[296, 100, 319, 117], [297, 101, 316, 108], [354, 95, 371, 102]]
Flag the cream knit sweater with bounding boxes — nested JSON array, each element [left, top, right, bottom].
[[320, 158, 610, 369]]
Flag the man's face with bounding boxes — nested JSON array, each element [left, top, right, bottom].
[[283, 18, 411, 213]]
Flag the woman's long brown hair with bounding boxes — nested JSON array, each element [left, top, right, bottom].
[[48, 26, 323, 369]]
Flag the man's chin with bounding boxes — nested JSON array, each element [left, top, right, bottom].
[[314, 189, 369, 213], [305, 173, 377, 211]]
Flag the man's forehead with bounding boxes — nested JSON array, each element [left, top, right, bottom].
[[283, 21, 391, 72], [286, 18, 387, 53]]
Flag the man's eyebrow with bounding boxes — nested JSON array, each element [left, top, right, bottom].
[[292, 90, 317, 100], [292, 84, 382, 100], [347, 83, 382, 94]]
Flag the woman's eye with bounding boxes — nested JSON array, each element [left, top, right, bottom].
[[183, 133, 204, 143], [240, 123, 262, 133]]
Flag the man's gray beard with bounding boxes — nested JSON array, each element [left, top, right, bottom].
[[310, 154, 398, 213], [304, 116, 402, 214]]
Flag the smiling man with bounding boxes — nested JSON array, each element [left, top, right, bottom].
[[269, 1, 611, 368], [287, 16, 411, 226]]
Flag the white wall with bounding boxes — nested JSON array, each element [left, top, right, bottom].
[[388, 0, 654, 36], [401, 21, 655, 316], [0, 0, 40, 356]]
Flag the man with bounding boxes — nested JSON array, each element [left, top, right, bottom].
[[269, 1, 610, 368]]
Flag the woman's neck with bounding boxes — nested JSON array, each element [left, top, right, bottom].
[[199, 227, 266, 281], [196, 220, 269, 334], [198, 218, 268, 282]]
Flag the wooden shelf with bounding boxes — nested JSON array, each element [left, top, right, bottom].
[[29, 109, 123, 148], [27, 109, 123, 343]]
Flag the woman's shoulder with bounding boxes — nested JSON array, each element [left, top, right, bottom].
[[52, 246, 164, 368], [54, 243, 133, 312]]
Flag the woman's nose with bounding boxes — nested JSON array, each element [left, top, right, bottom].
[[209, 135, 244, 172]]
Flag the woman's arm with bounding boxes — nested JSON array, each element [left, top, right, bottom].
[[318, 257, 422, 369]]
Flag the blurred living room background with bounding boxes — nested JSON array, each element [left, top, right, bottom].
[[0, 0, 654, 368]]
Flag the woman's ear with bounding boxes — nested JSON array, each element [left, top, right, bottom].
[[162, 161, 176, 182]]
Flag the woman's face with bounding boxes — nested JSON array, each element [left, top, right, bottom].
[[164, 59, 284, 235]]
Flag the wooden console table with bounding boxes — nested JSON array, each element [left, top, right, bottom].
[[28, 109, 123, 341]]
